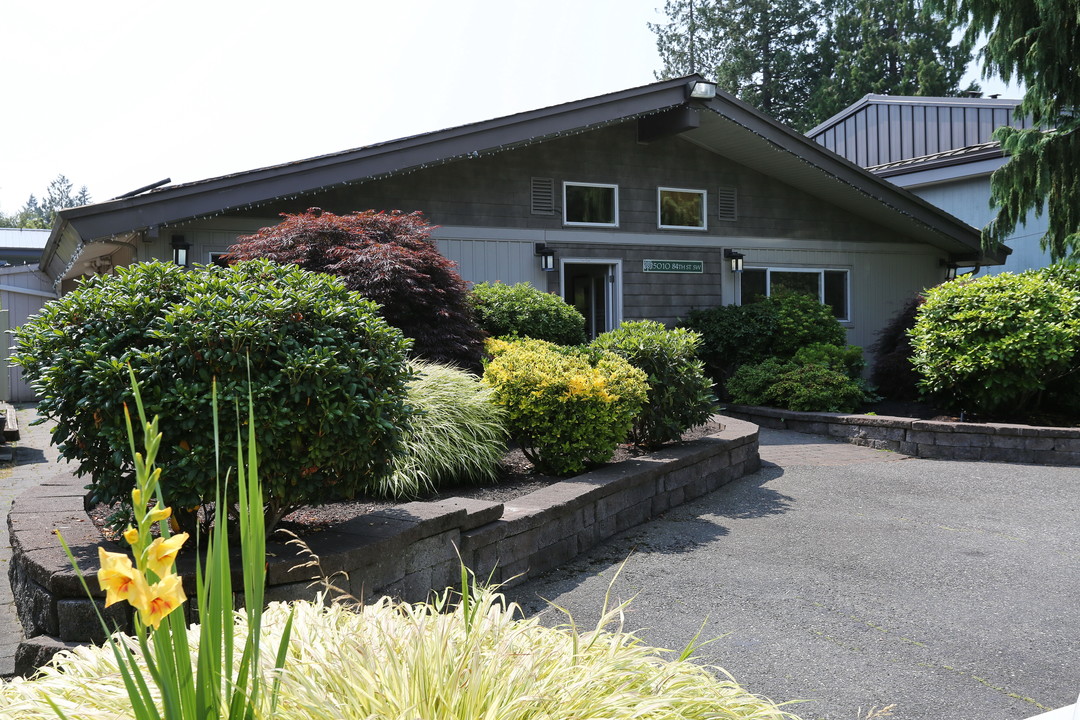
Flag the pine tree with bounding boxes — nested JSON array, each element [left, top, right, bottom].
[[810, 0, 976, 125], [937, 0, 1080, 260], [6, 175, 92, 229], [650, 0, 824, 129], [651, 0, 976, 131]]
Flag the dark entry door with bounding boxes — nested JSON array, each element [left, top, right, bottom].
[[564, 262, 615, 340]]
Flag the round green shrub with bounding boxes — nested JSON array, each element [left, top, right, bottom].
[[760, 363, 868, 412], [385, 360, 508, 498], [12, 260, 413, 531], [792, 342, 865, 380], [910, 269, 1080, 414], [725, 358, 797, 407], [678, 303, 778, 380], [591, 320, 716, 448], [482, 338, 648, 475], [470, 281, 587, 345], [769, 290, 847, 358], [679, 292, 846, 383], [727, 356, 867, 412]]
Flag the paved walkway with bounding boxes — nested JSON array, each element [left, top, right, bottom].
[[0, 418, 908, 678], [507, 428, 1080, 720], [3, 419, 1076, 719]]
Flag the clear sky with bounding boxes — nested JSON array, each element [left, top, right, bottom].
[[0, 0, 1020, 215]]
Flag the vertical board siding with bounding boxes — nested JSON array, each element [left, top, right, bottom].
[[810, 98, 1029, 166], [436, 239, 545, 287], [0, 267, 57, 402]]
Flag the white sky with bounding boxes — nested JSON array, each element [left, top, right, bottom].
[[0, 0, 1020, 214]]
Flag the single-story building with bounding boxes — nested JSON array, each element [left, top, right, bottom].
[[806, 93, 1045, 276], [39, 75, 1002, 353], [0, 230, 58, 400]]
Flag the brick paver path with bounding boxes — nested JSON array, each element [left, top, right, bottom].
[[758, 427, 910, 467]]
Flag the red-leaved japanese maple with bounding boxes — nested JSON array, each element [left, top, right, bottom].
[[227, 209, 484, 371]]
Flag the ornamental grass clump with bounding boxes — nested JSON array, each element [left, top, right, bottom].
[[1, 579, 800, 720], [483, 338, 648, 475], [380, 359, 508, 498]]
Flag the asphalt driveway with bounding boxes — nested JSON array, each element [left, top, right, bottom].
[[506, 428, 1080, 720]]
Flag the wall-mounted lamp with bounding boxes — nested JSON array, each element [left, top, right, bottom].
[[941, 260, 958, 281], [535, 243, 556, 272], [724, 248, 745, 273], [171, 234, 191, 267], [687, 80, 717, 100]]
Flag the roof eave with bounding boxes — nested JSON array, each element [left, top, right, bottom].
[[59, 76, 701, 242], [696, 96, 988, 261]]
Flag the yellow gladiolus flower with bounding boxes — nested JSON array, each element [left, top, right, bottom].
[[97, 548, 147, 608], [131, 488, 143, 507], [136, 574, 186, 629], [147, 505, 172, 523], [123, 527, 139, 546], [146, 533, 188, 579]]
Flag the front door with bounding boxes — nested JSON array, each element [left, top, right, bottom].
[[562, 261, 620, 340]]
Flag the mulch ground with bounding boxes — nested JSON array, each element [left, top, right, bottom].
[[89, 419, 726, 541]]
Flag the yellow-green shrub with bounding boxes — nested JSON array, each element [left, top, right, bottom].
[[483, 338, 648, 475]]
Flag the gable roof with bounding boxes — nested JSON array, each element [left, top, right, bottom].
[[41, 75, 1001, 281]]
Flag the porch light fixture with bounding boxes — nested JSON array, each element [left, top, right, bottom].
[[724, 248, 745, 273], [171, 234, 191, 267], [687, 80, 717, 100], [941, 260, 958, 281], [535, 243, 556, 272]]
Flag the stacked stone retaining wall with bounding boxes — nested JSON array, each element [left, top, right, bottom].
[[8, 416, 759, 675], [724, 405, 1080, 465]]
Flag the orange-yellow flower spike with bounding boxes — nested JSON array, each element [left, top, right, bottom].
[[137, 574, 186, 629], [146, 533, 188, 579], [147, 505, 172, 524], [97, 548, 147, 608]]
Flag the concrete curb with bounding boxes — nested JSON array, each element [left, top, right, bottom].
[[8, 415, 760, 675], [724, 405, 1080, 465]]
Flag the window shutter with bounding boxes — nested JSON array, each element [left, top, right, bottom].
[[531, 177, 555, 215], [717, 186, 737, 221]]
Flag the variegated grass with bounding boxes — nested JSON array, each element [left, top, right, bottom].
[[381, 359, 508, 498], [1, 574, 802, 720]]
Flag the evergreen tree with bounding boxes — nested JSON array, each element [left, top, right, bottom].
[[937, 0, 1080, 260], [651, 0, 976, 131], [5, 175, 92, 229], [650, 0, 824, 129], [810, 0, 976, 125]]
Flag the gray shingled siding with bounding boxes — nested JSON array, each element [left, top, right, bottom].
[[248, 120, 916, 246], [539, 243, 724, 328]]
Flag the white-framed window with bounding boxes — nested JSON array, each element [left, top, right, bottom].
[[740, 267, 851, 322], [208, 252, 231, 268], [563, 182, 619, 227], [657, 187, 707, 230]]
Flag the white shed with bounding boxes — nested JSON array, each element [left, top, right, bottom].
[[0, 263, 57, 401]]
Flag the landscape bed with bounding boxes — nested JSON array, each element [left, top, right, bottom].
[[7, 415, 760, 675]]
